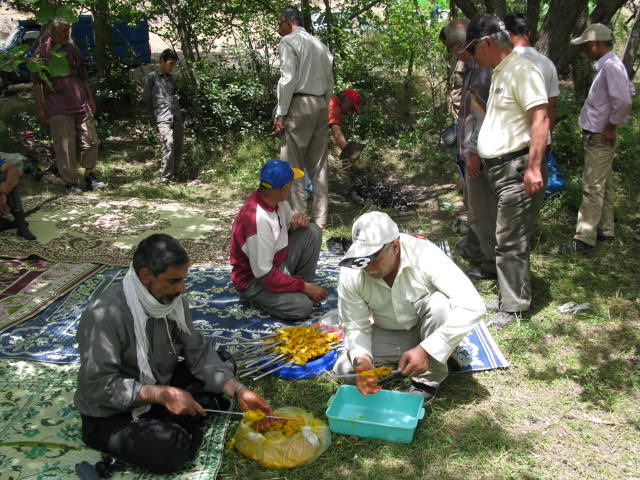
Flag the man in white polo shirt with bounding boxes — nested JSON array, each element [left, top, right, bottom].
[[461, 14, 549, 328], [334, 211, 485, 404]]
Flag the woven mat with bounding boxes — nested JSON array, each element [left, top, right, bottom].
[[0, 195, 236, 266], [0, 360, 230, 480], [0, 252, 508, 371], [0, 256, 102, 333]]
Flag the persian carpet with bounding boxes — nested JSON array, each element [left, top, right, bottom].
[[0, 257, 103, 333], [0, 253, 508, 371], [0, 360, 230, 480], [0, 195, 237, 266]]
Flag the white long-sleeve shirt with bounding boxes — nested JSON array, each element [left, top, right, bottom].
[[338, 234, 486, 364]]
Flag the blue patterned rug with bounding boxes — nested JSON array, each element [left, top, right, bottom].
[[0, 252, 508, 372]]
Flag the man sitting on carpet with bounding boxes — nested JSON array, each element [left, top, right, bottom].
[[75, 234, 271, 474], [334, 211, 485, 404], [230, 159, 328, 320], [0, 158, 36, 240]]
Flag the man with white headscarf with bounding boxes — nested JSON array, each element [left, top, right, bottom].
[[75, 234, 271, 474]]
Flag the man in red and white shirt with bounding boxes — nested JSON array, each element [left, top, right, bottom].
[[230, 159, 328, 319]]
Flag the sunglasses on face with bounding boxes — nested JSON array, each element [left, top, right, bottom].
[[466, 37, 486, 55]]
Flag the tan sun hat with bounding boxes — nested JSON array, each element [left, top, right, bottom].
[[571, 24, 612, 45]]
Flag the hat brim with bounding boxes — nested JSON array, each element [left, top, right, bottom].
[[293, 168, 304, 179], [339, 243, 383, 269], [457, 38, 476, 54]]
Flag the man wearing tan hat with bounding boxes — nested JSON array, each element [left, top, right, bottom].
[[559, 24, 635, 254], [230, 159, 328, 320], [334, 211, 485, 404]]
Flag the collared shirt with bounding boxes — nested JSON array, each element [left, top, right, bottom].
[[456, 59, 492, 160], [513, 46, 560, 98], [74, 284, 235, 417], [142, 70, 182, 123], [337, 234, 485, 364], [478, 51, 548, 158], [449, 59, 466, 121], [230, 190, 303, 293], [578, 50, 634, 133], [276, 27, 334, 117], [32, 38, 91, 117]]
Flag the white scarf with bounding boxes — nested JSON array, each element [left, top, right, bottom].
[[122, 264, 190, 418]]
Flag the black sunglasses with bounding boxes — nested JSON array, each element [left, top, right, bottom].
[[466, 37, 485, 55]]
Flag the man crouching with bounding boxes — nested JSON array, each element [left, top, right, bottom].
[[75, 234, 271, 473]]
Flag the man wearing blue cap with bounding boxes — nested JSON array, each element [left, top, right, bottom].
[[230, 159, 328, 320]]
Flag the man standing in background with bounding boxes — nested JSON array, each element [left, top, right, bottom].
[[32, 18, 104, 194], [559, 24, 634, 254], [274, 5, 334, 229]]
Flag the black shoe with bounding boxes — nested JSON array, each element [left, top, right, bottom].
[[466, 267, 497, 281], [84, 173, 105, 191], [487, 311, 526, 329], [65, 184, 83, 195], [597, 234, 615, 242], [17, 226, 36, 241], [408, 381, 439, 405], [558, 239, 593, 255]]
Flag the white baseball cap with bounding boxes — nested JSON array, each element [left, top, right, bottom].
[[339, 211, 400, 268], [571, 24, 612, 45]]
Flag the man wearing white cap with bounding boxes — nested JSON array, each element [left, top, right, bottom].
[[334, 211, 485, 403], [230, 159, 328, 320], [559, 24, 635, 254]]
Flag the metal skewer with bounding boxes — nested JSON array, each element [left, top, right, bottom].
[[204, 409, 297, 421], [239, 354, 288, 378], [252, 361, 296, 380], [321, 369, 400, 379]]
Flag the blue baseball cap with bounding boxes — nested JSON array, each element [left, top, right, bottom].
[[260, 159, 304, 189]]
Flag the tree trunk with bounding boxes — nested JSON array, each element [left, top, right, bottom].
[[91, 0, 113, 77], [571, 8, 592, 102], [526, 0, 542, 46], [536, 0, 589, 76], [590, 0, 627, 25], [622, 5, 640, 78], [452, 0, 479, 20], [484, 0, 506, 18]]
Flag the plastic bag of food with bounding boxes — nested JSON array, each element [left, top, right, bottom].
[[232, 406, 331, 469]]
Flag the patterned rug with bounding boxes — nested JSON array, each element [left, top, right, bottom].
[[0, 253, 508, 372], [0, 360, 230, 480], [0, 195, 237, 267], [0, 257, 103, 333]]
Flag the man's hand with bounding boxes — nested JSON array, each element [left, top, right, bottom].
[[465, 153, 481, 178], [354, 356, 381, 396], [236, 387, 272, 415], [303, 282, 328, 302], [159, 386, 206, 416], [397, 345, 430, 377], [524, 166, 544, 196], [290, 213, 310, 230], [602, 124, 617, 145], [273, 117, 285, 135]]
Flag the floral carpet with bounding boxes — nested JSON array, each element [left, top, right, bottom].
[[0, 195, 237, 267], [0, 257, 103, 333], [0, 253, 508, 372], [0, 360, 230, 480]]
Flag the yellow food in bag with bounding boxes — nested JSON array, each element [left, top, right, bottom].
[[233, 407, 331, 469]]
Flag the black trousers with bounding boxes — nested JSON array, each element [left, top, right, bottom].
[[80, 362, 231, 474]]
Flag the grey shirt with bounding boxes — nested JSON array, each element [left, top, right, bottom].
[[74, 283, 235, 417], [142, 70, 181, 123]]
